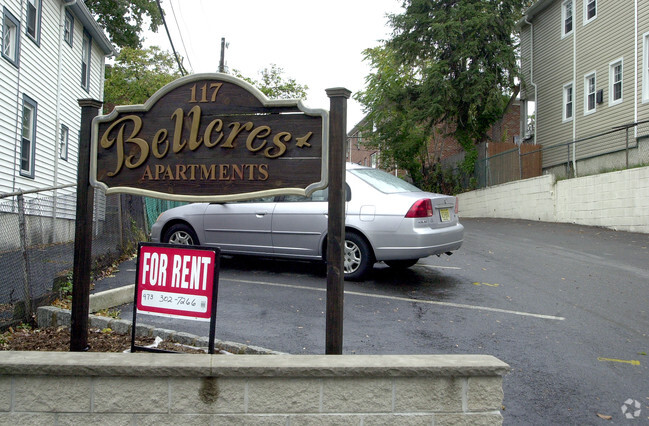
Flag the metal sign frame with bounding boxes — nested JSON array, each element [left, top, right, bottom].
[[130, 242, 220, 354]]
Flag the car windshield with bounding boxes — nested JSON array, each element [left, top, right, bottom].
[[350, 168, 421, 194]]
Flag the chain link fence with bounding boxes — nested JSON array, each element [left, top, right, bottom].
[[475, 120, 649, 188], [0, 186, 171, 328]]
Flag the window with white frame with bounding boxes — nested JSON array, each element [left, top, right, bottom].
[[81, 31, 91, 90], [2, 8, 19, 66], [25, 0, 41, 44], [60, 124, 69, 161], [584, 0, 596, 24], [584, 73, 596, 114], [563, 83, 574, 121], [644, 33, 649, 103], [370, 152, 378, 168], [562, 0, 573, 37], [21, 95, 37, 178], [609, 59, 623, 106], [64, 10, 73, 47]]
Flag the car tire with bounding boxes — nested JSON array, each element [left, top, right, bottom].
[[385, 259, 419, 269], [344, 232, 373, 281], [163, 223, 199, 245]]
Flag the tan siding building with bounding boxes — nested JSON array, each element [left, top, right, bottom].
[[520, 0, 649, 176]]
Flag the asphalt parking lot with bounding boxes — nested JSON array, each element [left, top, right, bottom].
[[111, 218, 649, 424]]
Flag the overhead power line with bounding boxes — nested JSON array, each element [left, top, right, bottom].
[[155, 0, 187, 76], [168, 0, 194, 73]]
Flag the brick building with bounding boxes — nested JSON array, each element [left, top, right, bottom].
[[347, 101, 522, 173]]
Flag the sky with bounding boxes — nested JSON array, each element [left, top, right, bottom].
[[144, 0, 404, 131]]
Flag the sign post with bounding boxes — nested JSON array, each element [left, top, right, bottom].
[[70, 98, 102, 352], [325, 88, 351, 355]]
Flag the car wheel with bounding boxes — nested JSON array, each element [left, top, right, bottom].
[[385, 259, 419, 269], [163, 223, 199, 245], [343, 233, 373, 281]]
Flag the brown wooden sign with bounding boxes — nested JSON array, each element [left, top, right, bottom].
[[90, 73, 328, 201]]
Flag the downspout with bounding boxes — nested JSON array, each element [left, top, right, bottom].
[[54, 4, 63, 191], [524, 17, 538, 146], [572, 9, 577, 177], [11, 0, 27, 195], [50, 0, 77, 243], [634, 0, 638, 138]]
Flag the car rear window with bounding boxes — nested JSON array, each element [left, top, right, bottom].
[[350, 168, 421, 194]]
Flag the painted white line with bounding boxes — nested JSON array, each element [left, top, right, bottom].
[[419, 264, 462, 270], [226, 278, 565, 321]]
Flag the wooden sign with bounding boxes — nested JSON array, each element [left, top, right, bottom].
[[90, 73, 328, 201]]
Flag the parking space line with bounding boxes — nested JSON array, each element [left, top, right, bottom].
[[226, 278, 566, 321], [420, 265, 462, 270], [597, 357, 641, 366]]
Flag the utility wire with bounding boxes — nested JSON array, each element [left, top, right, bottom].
[[168, 0, 194, 73], [155, 0, 187, 76]]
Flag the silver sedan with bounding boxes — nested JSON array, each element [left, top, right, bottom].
[[150, 163, 464, 280]]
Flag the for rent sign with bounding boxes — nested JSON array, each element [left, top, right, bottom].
[[90, 73, 328, 202], [135, 244, 219, 321]]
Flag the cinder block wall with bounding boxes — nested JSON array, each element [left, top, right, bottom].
[[458, 166, 649, 233], [0, 352, 509, 425]]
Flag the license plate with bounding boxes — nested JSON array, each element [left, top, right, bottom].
[[439, 208, 451, 222]]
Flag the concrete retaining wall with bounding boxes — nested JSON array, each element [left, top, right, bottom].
[[458, 166, 649, 233], [0, 352, 508, 424]]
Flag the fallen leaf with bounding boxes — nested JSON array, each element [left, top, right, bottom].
[[596, 413, 612, 420]]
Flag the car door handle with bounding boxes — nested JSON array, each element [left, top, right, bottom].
[[256, 212, 267, 218]]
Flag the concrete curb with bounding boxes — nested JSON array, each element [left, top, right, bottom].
[[89, 284, 135, 313], [37, 305, 286, 355]]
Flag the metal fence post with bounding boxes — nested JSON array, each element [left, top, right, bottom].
[[625, 127, 629, 169], [117, 193, 124, 249], [16, 192, 33, 319], [518, 145, 523, 180]]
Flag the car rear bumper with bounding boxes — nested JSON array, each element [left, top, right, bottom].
[[371, 222, 464, 261]]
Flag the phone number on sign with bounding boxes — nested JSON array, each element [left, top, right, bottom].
[[140, 290, 208, 313]]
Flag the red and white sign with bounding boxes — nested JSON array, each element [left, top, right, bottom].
[[136, 245, 217, 321]]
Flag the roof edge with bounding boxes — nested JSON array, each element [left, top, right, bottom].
[[66, 0, 117, 56], [518, 0, 554, 27]]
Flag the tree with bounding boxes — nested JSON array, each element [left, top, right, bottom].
[[84, 0, 162, 48], [104, 46, 181, 109], [233, 64, 308, 100], [354, 45, 430, 186], [356, 0, 524, 189]]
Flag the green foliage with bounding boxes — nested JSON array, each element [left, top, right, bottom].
[[104, 46, 181, 107], [84, 0, 162, 49], [16, 322, 32, 331], [355, 0, 525, 191], [57, 271, 74, 300], [233, 64, 308, 100], [97, 309, 121, 319], [354, 45, 431, 187], [419, 163, 478, 195]]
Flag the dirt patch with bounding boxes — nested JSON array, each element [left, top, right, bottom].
[[0, 326, 209, 354]]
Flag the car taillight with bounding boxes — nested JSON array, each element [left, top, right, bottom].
[[405, 199, 433, 218]]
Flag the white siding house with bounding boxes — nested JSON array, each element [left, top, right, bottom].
[[519, 0, 649, 176], [0, 0, 115, 197]]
